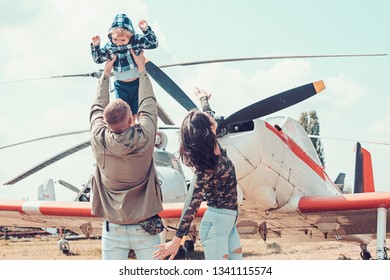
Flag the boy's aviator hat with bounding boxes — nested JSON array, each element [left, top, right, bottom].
[[108, 13, 135, 34]]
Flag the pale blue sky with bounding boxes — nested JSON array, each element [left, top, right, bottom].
[[0, 0, 389, 200]]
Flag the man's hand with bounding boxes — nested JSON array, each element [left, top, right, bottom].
[[139, 20, 149, 31], [91, 35, 101, 46], [103, 55, 116, 77], [131, 49, 146, 72]]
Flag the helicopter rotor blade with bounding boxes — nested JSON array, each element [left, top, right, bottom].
[[1, 53, 386, 85], [0, 71, 104, 85], [57, 179, 80, 193], [157, 102, 175, 125], [308, 135, 390, 146], [0, 130, 89, 150], [158, 53, 387, 68], [0, 77, 55, 85], [3, 140, 91, 185], [50, 70, 103, 79], [222, 80, 325, 128]]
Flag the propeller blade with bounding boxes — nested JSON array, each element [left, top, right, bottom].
[[158, 54, 388, 68], [0, 130, 89, 150], [145, 61, 198, 111], [3, 140, 91, 185], [224, 80, 325, 126]]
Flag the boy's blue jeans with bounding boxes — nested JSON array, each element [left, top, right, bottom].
[[199, 206, 243, 260], [114, 78, 139, 114], [101, 221, 160, 260]]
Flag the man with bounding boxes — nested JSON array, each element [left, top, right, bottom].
[[89, 49, 163, 260]]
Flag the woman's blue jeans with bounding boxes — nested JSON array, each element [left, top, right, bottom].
[[199, 206, 243, 260], [101, 221, 160, 260]]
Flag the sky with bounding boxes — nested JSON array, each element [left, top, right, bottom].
[[0, 0, 389, 201]]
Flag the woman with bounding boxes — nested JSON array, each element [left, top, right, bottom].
[[153, 88, 243, 260]]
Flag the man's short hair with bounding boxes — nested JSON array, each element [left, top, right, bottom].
[[103, 99, 131, 126]]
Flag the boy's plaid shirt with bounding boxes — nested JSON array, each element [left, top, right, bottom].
[[91, 26, 158, 72]]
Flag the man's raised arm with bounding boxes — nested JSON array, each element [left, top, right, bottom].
[[131, 50, 158, 131], [90, 56, 117, 133]]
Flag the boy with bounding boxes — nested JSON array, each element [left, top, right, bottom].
[[91, 13, 158, 115]]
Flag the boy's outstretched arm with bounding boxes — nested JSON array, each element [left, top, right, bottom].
[[90, 35, 109, 64]]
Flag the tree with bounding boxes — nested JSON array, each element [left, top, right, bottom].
[[298, 111, 326, 167]]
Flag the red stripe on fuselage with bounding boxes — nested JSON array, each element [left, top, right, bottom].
[[265, 122, 325, 180]]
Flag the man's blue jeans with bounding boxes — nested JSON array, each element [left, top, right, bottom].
[[101, 221, 160, 260]]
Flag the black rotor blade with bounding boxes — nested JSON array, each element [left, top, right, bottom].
[[3, 140, 91, 185], [145, 61, 197, 111], [224, 80, 325, 126], [159, 53, 387, 68]]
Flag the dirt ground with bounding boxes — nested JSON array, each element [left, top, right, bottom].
[[0, 235, 371, 260]]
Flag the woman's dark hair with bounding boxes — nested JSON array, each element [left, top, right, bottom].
[[179, 109, 219, 170]]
